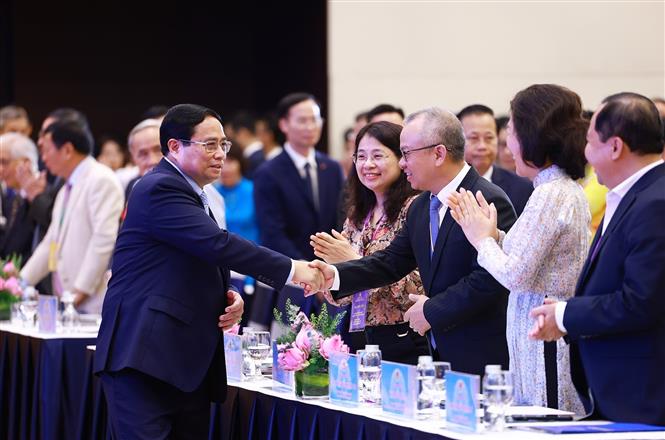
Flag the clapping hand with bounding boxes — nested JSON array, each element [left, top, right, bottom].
[[15, 165, 46, 202], [528, 298, 565, 342], [448, 188, 499, 248], [310, 230, 360, 264]]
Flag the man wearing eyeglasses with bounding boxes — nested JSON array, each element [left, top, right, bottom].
[[253, 93, 346, 336], [95, 104, 325, 439], [310, 107, 516, 376]]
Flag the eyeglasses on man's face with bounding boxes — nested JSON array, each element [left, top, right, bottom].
[[399, 143, 442, 161], [352, 152, 392, 165], [178, 139, 232, 154]]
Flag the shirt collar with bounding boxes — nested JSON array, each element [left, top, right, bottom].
[[482, 165, 494, 181], [164, 156, 204, 196], [68, 156, 94, 187], [608, 159, 664, 200], [243, 140, 263, 158], [434, 162, 472, 206], [284, 142, 316, 171]]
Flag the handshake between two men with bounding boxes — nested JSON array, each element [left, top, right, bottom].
[[291, 260, 335, 295], [290, 259, 433, 337]]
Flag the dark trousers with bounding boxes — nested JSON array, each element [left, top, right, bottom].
[[101, 368, 210, 440], [349, 322, 429, 365]]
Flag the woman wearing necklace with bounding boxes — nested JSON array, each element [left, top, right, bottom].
[[448, 84, 589, 413], [310, 121, 429, 364]]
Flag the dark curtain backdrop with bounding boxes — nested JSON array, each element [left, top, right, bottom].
[[1, 0, 329, 151]]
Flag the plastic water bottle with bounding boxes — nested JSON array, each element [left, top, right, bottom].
[[359, 345, 382, 404], [483, 365, 513, 431], [416, 355, 436, 419]]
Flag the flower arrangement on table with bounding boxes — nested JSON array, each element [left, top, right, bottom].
[[273, 299, 348, 398], [0, 255, 23, 321]]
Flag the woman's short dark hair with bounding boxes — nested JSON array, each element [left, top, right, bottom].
[[510, 84, 588, 180], [345, 121, 419, 228], [160, 104, 223, 155], [595, 92, 664, 155]]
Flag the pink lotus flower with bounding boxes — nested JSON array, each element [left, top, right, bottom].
[[3, 262, 15, 274], [319, 335, 349, 360], [278, 346, 308, 371], [294, 326, 312, 354], [3, 277, 22, 297], [224, 323, 240, 335]]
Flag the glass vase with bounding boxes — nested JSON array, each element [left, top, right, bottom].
[[295, 366, 329, 399], [0, 303, 10, 321]]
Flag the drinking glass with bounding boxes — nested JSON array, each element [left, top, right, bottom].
[[244, 330, 271, 379], [484, 370, 514, 431], [432, 361, 451, 413], [19, 288, 38, 329]]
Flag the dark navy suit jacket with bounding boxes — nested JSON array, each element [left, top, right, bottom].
[[491, 166, 533, 216], [333, 167, 516, 375], [253, 149, 343, 261], [564, 163, 665, 425], [94, 159, 292, 401]]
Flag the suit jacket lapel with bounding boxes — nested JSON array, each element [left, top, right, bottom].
[[282, 154, 317, 212], [426, 212, 455, 293], [425, 167, 480, 292], [576, 192, 638, 291], [58, 162, 92, 245]]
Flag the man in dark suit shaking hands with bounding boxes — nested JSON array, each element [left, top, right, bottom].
[[310, 107, 517, 375], [530, 93, 665, 425], [94, 104, 324, 439]]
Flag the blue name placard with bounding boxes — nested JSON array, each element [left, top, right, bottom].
[[223, 333, 242, 382], [446, 371, 480, 432], [272, 340, 294, 390], [38, 295, 58, 333], [329, 352, 358, 404], [381, 361, 417, 418]]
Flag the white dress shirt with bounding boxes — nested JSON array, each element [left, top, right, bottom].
[[331, 163, 471, 290]]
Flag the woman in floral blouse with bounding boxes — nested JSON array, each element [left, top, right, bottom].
[[310, 121, 429, 364], [448, 84, 590, 414]]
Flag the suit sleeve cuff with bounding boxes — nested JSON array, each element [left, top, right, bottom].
[[555, 301, 568, 334], [285, 260, 296, 284], [331, 265, 340, 290]]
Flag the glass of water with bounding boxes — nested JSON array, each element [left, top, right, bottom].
[[484, 370, 514, 431], [432, 361, 451, 413], [244, 331, 271, 379], [19, 287, 38, 329]]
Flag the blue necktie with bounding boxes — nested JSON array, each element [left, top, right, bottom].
[[429, 195, 442, 258]]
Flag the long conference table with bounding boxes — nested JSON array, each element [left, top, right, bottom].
[[2, 322, 665, 440]]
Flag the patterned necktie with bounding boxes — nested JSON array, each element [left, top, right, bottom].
[[199, 190, 210, 215], [429, 195, 442, 258]]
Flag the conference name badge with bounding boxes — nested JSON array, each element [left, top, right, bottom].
[[329, 352, 358, 405], [381, 361, 417, 418], [349, 290, 369, 332], [48, 242, 58, 272]]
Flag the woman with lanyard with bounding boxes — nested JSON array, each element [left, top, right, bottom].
[[310, 121, 429, 364]]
